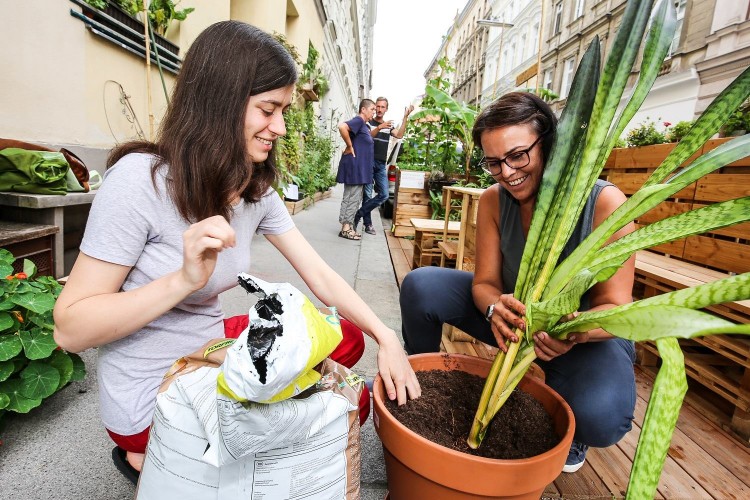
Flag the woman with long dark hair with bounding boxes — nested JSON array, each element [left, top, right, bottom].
[[54, 21, 419, 483]]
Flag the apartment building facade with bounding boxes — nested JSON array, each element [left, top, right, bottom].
[[0, 0, 374, 161]]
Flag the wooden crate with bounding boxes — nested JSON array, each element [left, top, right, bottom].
[[0, 221, 59, 276], [392, 170, 431, 237]]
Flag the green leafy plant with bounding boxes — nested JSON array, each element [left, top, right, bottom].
[[720, 102, 750, 136], [625, 118, 668, 147], [0, 250, 85, 425], [428, 189, 461, 221], [665, 120, 693, 142], [411, 73, 479, 182], [300, 43, 330, 98], [84, 0, 194, 36], [467, 0, 750, 497], [614, 136, 628, 148], [400, 58, 464, 177]]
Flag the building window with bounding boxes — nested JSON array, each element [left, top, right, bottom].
[[553, 2, 563, 34], [560, 56, 576, 98], [531, 22, 540, 53], [670, 0, 687, 56], [574, 0, 585, 19], [543, 68, 553, 90]]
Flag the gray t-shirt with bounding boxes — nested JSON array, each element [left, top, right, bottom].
[[80, 153, 295, 435]]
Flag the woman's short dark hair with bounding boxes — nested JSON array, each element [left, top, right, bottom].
[[108, 21, 298, 222], [359, 99, 375, 113], [472, 92, 558, 163]]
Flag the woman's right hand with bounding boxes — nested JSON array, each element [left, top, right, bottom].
[[488, 293, 526, 352], [180, 215, 236, 291], [343, 145, 355, 157]]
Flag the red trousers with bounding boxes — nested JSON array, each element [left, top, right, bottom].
[[108, 316, 369, 453]]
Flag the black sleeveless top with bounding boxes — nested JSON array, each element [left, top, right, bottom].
[[500, 179, 613, 311]]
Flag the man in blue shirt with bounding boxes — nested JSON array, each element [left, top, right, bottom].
[[355, 97, 413, 235]]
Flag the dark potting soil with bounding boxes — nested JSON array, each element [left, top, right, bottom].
[[384, 369, 559, 459]]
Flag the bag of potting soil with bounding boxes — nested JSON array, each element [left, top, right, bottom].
[[136, 274, 364, 500]]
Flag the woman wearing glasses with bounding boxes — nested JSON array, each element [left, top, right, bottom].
[[400, 92, 636, 473]]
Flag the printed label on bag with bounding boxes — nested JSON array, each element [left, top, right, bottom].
[[204, 339, 236, 358], [345, 373, 364, 387]]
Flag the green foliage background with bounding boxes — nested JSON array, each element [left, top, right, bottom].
[[0, 250, 85, 430]]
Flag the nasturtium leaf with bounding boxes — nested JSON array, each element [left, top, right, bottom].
[[0, 378, 42, 413], [19, 328, 58, 360], [47, 350, 74, 390], [0, 360, 13, 382], [69, 353, 86, 382], [0, 392, 9, 410], [22, 259, 37, 279], [0, 334, 23, 361], [0, 300, 14, 311], [0, 262, 13, 277], [20, 360, 60, 400], [0, 312, 13, 331], [12, 291, 55, 314]]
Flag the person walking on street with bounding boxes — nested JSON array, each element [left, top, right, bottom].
[[355, 98, 413, 235], [336, 99, 376, 240]]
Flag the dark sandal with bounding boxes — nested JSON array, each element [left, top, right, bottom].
[[112, 446, 140, 486], [338, 228, 362, 240]]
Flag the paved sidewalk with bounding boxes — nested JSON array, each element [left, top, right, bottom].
[[0, 184, 393, 499]]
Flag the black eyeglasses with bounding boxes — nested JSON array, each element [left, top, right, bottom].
[[480, 134, 546, 175]]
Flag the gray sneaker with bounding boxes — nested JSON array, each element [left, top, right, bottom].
[[364, 224, 376, 235], [562, 440, 588, 473]]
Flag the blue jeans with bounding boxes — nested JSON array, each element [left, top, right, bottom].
[[358, 159, 388, 226], [400, 266, 636, 448]]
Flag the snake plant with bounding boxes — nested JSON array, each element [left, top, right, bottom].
[[468, 0, 750, 498]]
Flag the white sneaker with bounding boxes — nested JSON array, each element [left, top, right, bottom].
[[562, 441, 588, 473]]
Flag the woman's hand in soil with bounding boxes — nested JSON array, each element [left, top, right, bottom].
[[488, 293, 526, 353], [377, 333, 421, 404], [180, 215, 236, 292]]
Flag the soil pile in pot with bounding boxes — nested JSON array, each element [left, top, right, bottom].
[[384, 370, 559, 459]]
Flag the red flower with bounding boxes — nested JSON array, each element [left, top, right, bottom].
[[5, 275, 14, 280], [663, 121, 672, 127], [11, 311, 23, 323], [15, 272, 27, 280]]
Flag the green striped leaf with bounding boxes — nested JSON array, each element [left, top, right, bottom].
[[645, 64, 750, 187], [545, 134, 750, 298], [601, 0, 676, 161], [517, 40, 600, 298], [550, 273, 750, 337], [586, 197, 750, 274], [628, 338, 687, 500]]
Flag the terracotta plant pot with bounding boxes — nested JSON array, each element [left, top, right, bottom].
[[373, 353, 575, 500]]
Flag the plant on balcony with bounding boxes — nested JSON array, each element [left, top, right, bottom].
[[468, 0, 750, 498], [0, 250, 85, 426], [625, 118, 668, 147], [83, 0, 194, 37], [300, 43, 330, 100]]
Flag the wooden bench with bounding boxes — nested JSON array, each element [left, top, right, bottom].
[[410, 218, 460, 268], [602, 137, 750, 440]]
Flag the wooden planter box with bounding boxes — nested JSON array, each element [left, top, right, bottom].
[[284, 188, 333, 215], [391, 170, 431, 237]]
